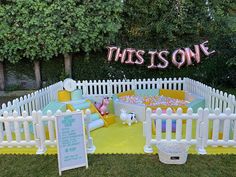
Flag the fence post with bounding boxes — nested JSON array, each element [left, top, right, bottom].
[[35, 110, 47, 154], [131, 79, 136, 90], [47, 110, 55, 147], [82, 80, 88, 97], [32, 111, 40, 151], [203, 108, 209, 149], [108, 80, 112, 97], [223, 108, 231, 147], [183, 77, 187, 91], [3, 111, 12, 147], [85, 109, 96, 153], [0, 118, 3, 147], [196, 108, 208, 154], [144, 108, 153, 153]]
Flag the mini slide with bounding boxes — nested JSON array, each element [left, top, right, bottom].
[[67, 100, 105, 131]]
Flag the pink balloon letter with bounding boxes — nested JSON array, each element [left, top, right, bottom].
[[125, 48, 136, 64], [200, 41, 215, 56], [148, 51, 157, 69], [135, 50, 145, 65], [184, 45, 200, 66], [107, 46, 117, 61], [157, 50, 169, 69], [115, 48, 127, 63], [172, 49, 186, 69]]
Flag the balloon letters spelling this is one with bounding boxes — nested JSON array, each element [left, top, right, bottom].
[[107, 41, 215, 69]]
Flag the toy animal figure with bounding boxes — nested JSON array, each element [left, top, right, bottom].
[[120, 109, 138, 126], [95, 97, 110, 116]]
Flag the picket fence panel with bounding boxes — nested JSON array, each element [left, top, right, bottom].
[[0, 109, 94, 154], [0, 81, 63, 117], [184, 78, 236, 114], [144, 107, 236, 154], [77, 77, 184, 97]]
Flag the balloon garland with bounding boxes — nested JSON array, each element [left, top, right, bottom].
[[107, 41, 215, 69]]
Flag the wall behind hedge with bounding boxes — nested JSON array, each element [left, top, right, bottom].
[[4, 50, 234, 90]]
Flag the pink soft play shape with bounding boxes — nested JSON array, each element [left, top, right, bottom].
[[96, 97, 110, 116]]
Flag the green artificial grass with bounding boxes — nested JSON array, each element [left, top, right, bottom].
[[0, 154, 236, 177]]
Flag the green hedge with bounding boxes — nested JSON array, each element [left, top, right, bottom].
[[1, 0, 235, 89]]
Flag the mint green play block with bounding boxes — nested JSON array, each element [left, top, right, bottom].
[[90, 113, 100, 121], [71, 102, 90, 110], [187, 99, 205, 113], [42, 101, 66, 115], [135, 89, 159, 97], [71, 89, 83, 101]]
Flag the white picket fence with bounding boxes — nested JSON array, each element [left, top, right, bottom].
[[0, 109, 95, 154], [76, 77, 184, 97], [144, 107, 236, 154], [184, 78, 236, 113], [1, 78, 235, 116], [0, 81, 63, 117], [0, 77, 235, 154]]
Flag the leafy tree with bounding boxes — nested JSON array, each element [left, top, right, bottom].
[[0, 0, 122, 88], [55, 0, 122, 77], [0, 1, 61, 88]]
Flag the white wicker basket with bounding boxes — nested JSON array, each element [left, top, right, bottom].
[[157, 142, 189, 164]]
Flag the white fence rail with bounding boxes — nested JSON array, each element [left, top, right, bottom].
[[144, 107, 236, 154]]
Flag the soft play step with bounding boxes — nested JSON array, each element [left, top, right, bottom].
[[71, 101, 90, 110], [90, 113, 101, 121], [42, 101, 66, 115], [88, 119, 104, 131]]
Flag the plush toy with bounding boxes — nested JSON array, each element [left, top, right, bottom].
[[120, 109, 138, 126], [95, 97, 110, 116]]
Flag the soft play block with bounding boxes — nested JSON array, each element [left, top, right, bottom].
[[58, 90, 71, 102], [185, 92, 204, 102], [159, 89, 185, 100], [71, 89, 83, 101], [88, 119, 105, 131], [71, 102, 90, 110], [90, 113, 101, 121], [42, 101, 66, 115], [135, 89, 159, 97], [117, 90, 135, 98], [66, 104, 75, 111], [187, 99, 205, 113], [102, 114, 116, 126]]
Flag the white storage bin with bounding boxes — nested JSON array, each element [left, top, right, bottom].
[[157, 142, 189, 164]]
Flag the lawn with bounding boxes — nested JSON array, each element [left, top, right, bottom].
[[0, 154, 236, 177]]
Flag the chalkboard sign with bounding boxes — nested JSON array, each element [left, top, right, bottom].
[[55, 112, 88, 176]]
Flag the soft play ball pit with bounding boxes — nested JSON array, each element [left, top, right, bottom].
[[113, 89, 205, 121], [119, 95, 188, 107]]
